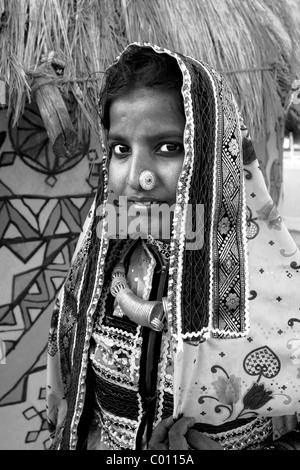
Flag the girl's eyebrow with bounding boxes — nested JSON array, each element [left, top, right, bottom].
[[107, 131, 184, 141], [107, 133, 124, 142]]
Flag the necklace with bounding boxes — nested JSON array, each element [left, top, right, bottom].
[[145, 235, 171, 263]]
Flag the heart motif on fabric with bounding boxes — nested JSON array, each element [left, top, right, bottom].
[[243, 346, 280, 380]]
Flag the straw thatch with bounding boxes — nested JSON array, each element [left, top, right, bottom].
[[0, 0, 300, 142]]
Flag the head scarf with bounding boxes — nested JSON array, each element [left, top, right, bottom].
[[79, 42, 250, 341]]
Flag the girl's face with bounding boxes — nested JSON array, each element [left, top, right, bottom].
[[107, 87, 185, 240]]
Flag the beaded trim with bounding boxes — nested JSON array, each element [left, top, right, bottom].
[[202, 416, 273, 450], [94, 407, 139, 450], [145, 235, 171, 263], [172, 55, 194, 341], [154, 330, 173, 426], [69, 201, 110, 449]]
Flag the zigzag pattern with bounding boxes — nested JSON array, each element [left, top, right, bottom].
[[0, 181, 93, 414]]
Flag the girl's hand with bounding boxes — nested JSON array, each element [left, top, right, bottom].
[[148, 416, 224, 450]]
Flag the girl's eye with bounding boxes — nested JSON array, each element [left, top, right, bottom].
[[111, 144, 130, 156], [159, 143, 183, 153]]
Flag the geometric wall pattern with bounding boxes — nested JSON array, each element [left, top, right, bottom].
[[0, 107, 98, 449], [0, 182, 94, 449], [7, 101, 90, 187]]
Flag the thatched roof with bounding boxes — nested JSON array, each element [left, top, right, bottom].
[[0, 0, 300, 143]]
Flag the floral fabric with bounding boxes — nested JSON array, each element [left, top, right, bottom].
[[173, 157, 300, 423]]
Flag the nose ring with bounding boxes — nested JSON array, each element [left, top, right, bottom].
[[139, 170, 156, 191]]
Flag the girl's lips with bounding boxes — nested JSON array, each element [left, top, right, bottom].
[[132, 201, 156, 206], [130, 201, 159, 211], [128, 199, 166, 208]]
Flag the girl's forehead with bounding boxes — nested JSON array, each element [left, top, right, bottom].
[[108, 88, 186, 134], [108, 87, 185, 121]]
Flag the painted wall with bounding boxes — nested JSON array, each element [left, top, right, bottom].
[[0, 105, 100, 450]]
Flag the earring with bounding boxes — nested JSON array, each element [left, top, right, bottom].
[[139, 170, 156, 191]]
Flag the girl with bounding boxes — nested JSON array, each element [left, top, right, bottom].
[[46, 43, 300, 450]]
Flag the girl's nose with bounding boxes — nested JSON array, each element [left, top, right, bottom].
[[126, 152, 151, 190]]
